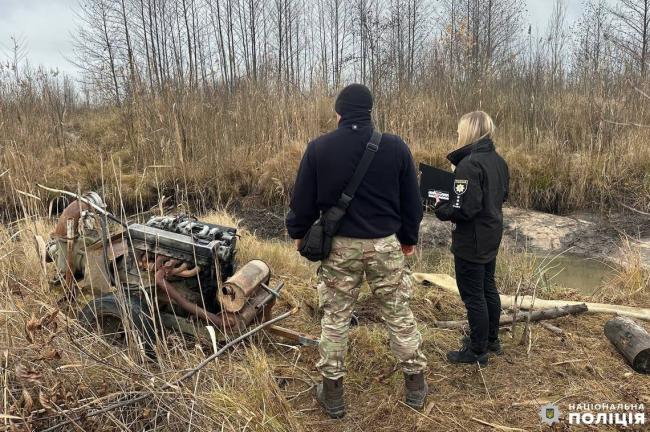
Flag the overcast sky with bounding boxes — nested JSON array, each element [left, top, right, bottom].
[[0, 0, 596, 78]]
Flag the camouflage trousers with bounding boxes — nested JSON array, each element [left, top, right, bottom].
[[316, 234, 427, 380]]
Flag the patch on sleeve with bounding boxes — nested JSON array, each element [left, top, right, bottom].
[[452, 195, 462, 208], [454, 179, 468, 196]]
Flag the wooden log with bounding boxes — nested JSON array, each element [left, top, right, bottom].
[[434, 304, 588, 329], [604, 317, 650, 374], [413, 273, 650, 322]]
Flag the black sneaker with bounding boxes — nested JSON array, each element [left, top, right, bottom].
[[462, 336, 503, 355], [447, 345, 489, 365]]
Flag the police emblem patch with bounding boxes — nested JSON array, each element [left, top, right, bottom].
[[454, 179, 468, 195]]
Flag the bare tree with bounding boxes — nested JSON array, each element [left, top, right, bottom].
[[573, 0, 614, 82], [546, 0, 569, 85], [73, 0, 123, 104], [438, 0, 525, 80], [609, 0, 650, 79]]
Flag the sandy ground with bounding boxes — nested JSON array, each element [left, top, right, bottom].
[[233, 204, 650, 268]]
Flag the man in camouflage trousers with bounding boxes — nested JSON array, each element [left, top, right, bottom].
[[318, 235, 427, 379], [286, 84, 427, 418]]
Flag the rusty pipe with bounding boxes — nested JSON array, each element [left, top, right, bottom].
[[153, 255, 167, 271], [154, 259, 201, 278], [154, 267, 248, 331], [166, 262, 201, 278], [51, 199, 89, 239], [171, 262, 189, 273], [163, 258, 179, 269], [155, 267, 222, 325], [173, 267, 200, 278]]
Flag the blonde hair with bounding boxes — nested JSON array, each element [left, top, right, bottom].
[[457, 111, 495, 147]]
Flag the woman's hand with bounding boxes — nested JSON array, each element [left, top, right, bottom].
[[401, 244, 415, 256], [295, 239, 303, 250], [432, 191, 441, 207]]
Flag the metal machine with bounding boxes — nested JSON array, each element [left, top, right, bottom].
[[41, 188, 316, 356]]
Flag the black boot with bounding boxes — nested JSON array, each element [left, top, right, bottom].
[[447, 345, 489, 365], [316, 377, 345, 418], [487, 339, 503, 355], [404, 372, 428, 410], [462, 336, 503, 355]]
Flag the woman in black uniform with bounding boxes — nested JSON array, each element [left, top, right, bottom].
[[434, 111, 509, 366]]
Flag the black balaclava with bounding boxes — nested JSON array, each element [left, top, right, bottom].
[[335, 84, 373, 124]]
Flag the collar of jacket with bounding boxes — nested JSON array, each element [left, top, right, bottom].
[[338, 112, 373, 131], [446, 138, 495, 165]]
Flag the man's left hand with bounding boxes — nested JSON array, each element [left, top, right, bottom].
[[295, 239, 303, 250], [401, 244, 415, 256]]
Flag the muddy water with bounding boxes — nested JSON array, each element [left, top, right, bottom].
[[536, 254, 614, 295], [414, 250, 615, 296]]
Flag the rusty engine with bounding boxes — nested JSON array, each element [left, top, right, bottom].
[[44, 193, 293, 353], [125, 216, 277, 333]]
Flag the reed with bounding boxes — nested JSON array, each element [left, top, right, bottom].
[[1, 71, 649, 221]]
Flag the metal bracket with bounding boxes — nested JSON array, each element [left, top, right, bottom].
[[261, 281, 284, 297]]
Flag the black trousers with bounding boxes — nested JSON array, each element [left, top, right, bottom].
[[454, 256, 501, 353]]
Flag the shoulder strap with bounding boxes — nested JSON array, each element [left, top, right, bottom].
[[336, 130, 382, 209]]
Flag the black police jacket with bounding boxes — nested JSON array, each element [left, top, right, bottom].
[[286, 114, 423, 245], [435, 138, 509, 263]]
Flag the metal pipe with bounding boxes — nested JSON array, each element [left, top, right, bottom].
[[173, 267, 200, 278], [154, 263, 251, 331], [257, 281, 285, 310], [155, 267, 223, 326]]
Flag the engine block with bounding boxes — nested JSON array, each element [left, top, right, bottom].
[[127, 215, 237, 282]]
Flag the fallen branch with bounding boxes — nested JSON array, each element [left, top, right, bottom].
[[40, 308, 297, 432], [550, 359, 586, 366], [414, 273, 650, 322], [540, 322, 565, 335], [433, 304, 587, 330], [36, 183, 128, 228], [619, 202, 650, 217]]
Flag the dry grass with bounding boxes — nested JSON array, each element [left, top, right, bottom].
[[2, 211, 649, 431], [599, 238, 650, 304], [1, 79, 649, 220]]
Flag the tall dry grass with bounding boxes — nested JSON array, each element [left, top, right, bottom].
[[1, 72, 649, 220]]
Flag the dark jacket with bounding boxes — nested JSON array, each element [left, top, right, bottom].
[[286, 114, 423, 245], [435, 138, 509, 263]]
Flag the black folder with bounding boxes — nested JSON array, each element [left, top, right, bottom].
[[419, 163, 455, 204]]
